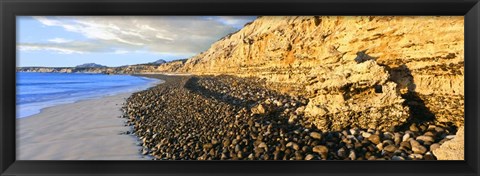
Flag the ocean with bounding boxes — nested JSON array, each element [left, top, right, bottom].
[[16, 72, 159, 118]]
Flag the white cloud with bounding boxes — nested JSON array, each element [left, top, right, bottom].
[[214, 16, 257, 28], [33, 16, 62, 26], [48, 38, 71, 43], [155, 34, 174, 41], [18, 41, 108, 54], [113, 50, 128, 54], [23, 16, 256, 55], [19, 45, 84, 54]]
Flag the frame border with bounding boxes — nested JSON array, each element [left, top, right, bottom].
[[1, 0, 479, 176]]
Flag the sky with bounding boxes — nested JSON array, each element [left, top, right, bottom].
[[17, 16, 257, 67]]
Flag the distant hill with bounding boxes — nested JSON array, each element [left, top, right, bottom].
[[151, 59, 167, 65], [75, 63, 107, 68]]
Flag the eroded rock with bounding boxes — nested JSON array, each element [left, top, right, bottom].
[[304, 60, 409, 131], [433, 126, 464, 160]]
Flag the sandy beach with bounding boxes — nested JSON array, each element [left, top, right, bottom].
[[16, 92, 151, 160]]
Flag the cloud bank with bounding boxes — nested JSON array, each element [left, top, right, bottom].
[[19, 16, 256, 56]]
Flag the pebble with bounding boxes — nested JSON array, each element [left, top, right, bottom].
[[142, 147, 149, 155], [348, 150, 356, 160], [383, 145, 397, 153], [288, 115, 298, 124], [305, 154, 315, 160], [409, 124, 419, 132], [349, 129, 358, 135], [400, 141, 411, 150], [435, 127, 445, 133], [419, 125, 427, 132], [424, 152, 436, 160], [394, 133, 402, 145], [203, 143, 214, 150], [294, 151, 304, 160], [382, 139, 394, 146], [310, 132, 322, 140], [402, 133, 410, 142], [362, 132, 372, 138], [122, 75, 457, 161], [258, 142, 268, 150], [409, 154, 423, 160], [337, 148, 347, 158], [286, 142, 300, 151], [235, 144, 241, 153], [313, 145, 328, 159], [416, 135, 435, 143], [383, 132, 394, 140], [392, 156, 405, 160], [430, 143, 440, 151], [410, 140, 427, 154], [223, 139, 231, 147], [255, 104, 266, 114], [445, 135, 456, 140], [376, 143, 384, 150], [367, 134, 381, 145]]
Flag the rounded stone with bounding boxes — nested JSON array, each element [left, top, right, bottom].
[[424, 152, 436, 160], [416, 135, 435, 143], [402, 133, 411, 142], [409, 154, 423, 160], [337, 148, 347, 158], [430, 143, 441, 151], [392, 156, 405, 160], [409, 124, 419, 132], [348, 150, 356, 160], [394, 133, 402, 145], [383, 145, 397, 153], [312, 145, 329, 159], [310, 132, 322, 140], [203, 143, 214, 150], [305, 154, 315, 160], [367, 134, 381, 145], [410, 140, 427, 154], [400, 141, 411, 150], [258, 142, 268, 150], [362, 132, 372, 138], [287, 142, 300, 151]]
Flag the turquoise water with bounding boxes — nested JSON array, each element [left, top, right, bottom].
[[16, 72, 159, 118]]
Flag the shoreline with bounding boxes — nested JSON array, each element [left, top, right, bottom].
[[16, 75, 163, 160], [16, 73, 463, 160], [17, 73, 162, 119]]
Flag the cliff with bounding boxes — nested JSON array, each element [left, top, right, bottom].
[[175, 16, 464, 131], [18, 16, 464, 131]]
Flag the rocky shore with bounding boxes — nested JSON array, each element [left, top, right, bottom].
[[122, 74, 459, 160]]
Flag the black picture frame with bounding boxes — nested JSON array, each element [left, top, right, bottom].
[[1, 0, 479, 176]]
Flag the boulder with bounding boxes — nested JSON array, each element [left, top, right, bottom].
[[433, 126, 464, 160], [304, 60, 409, 131]]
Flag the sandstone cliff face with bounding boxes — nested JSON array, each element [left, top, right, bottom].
[[155, 60, 187, 73], [175, 16, 464, 130], [18, 16, 464, 131]]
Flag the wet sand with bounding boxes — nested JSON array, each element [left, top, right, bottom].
[[16, 93, 151, 160]]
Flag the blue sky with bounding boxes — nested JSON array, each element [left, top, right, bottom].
[[17, 16, 257, 67]]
